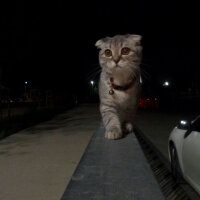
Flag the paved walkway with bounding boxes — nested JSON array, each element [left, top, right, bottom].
[[61, 123, 164, 200], [0, 104, 100, 200]]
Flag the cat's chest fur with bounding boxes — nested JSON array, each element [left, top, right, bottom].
[[99, 76, 140, 108]]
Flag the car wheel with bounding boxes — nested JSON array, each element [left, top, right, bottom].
[[170, 144, 183, 182]]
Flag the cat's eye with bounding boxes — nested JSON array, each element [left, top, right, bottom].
[[105, 49, 112, 57], [121, 47, 131, 55]]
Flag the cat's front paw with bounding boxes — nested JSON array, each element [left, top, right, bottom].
[[105, 129, 122, 140]]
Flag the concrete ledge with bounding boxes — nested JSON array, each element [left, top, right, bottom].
[[61, 123, 164, 200]]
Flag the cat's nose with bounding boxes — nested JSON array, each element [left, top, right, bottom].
[[113, 57, 120, 64]]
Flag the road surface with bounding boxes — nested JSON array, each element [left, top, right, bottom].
[[135, 108, 195, 160]]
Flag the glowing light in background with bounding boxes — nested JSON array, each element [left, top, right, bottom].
[[180, 120, 187, 125], [140, 76, 142, 84], [90, 80, 94, 86], [163, 81, 170, 87]]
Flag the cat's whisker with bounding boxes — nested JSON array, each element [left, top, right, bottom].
[[140, 68, 151, 80], [140, 62, 152, 80], [91, 63, 100, 67], [86, 69, 101, 81], [140, 62, 151, 67], [86, 66, 101, 78], [87, 66, 101, 76]]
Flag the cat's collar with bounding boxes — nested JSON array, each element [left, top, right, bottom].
[[109, 77, 134, 95]]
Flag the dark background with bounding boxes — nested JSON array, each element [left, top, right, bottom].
[[0, 0, 200, 103]]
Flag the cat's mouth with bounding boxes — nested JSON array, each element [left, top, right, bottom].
[[114, 64, 122, 68], [111, 65, 124, 74]]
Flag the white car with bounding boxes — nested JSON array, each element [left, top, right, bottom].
[[168, 115, 200, 194]]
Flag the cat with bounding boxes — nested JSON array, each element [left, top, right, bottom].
[[95, 34, 142, 139]]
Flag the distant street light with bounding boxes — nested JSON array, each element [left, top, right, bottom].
[[163, 81, 170, 87], [90, 80, 94, 86], [24, 81, 28, 93]]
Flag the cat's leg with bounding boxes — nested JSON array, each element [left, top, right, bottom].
[[122, 108, 136, 134], [124, 122, 133, 133], [100, 104, 122, 139]]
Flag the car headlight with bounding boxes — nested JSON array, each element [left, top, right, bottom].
[[177, 120, 191, 130]]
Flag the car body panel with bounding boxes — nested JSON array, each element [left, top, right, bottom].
[[168, 115, 200, 195], [182, 132, 200, 194], [168, 127, 185, 171]]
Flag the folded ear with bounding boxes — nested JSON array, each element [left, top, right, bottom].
[[126, 34, 142, 46], [95, 39, 104, 49], [95, 37, 110, 49]]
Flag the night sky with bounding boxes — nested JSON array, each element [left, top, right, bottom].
[[0, 0, 200, 98]]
